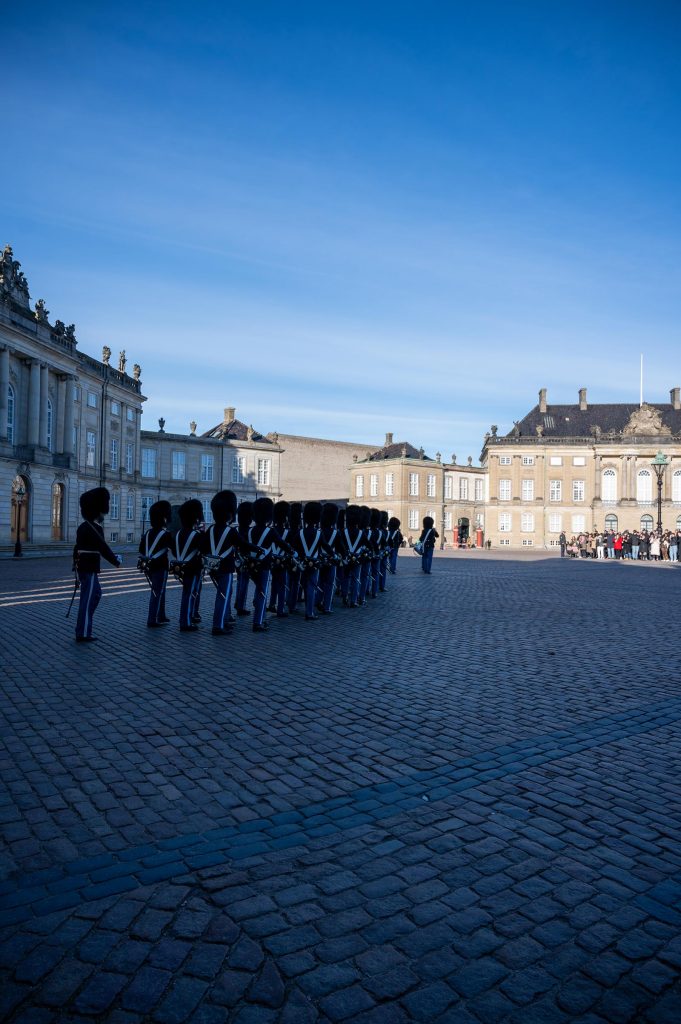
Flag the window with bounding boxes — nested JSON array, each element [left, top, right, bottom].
[[141, 496, 154, 524], [459, 478, 468, 500], [673, 470, 681, 503], [408, 509, 419, 529], [125, 442, 134, 474], [605, 513, 618, 531], [548, 513, 562, 533], [499, 538, 510, 546], [201, 454, 214, 482], [231, 455, 246, 484], [549, 456, 562, 466], [46, 399, 53, 451], [86, 430, 96, 468], [521, 512, 534, 532], [427, 474, 436, 498], [521, 479, 534, 501], [572, 514, 586, 533], [126, 408, 135, 422], [202, 499, 211, 524], [257, 459, 271, 486], [573, 456, 586, 466], [498, 513, 511, 532], [444, 476, 452, 499], [602, 469, 617, 502], [444, 511, 452, 529], [409, 473, 419, 496], [110, 532, 118, 543], [110, 438, 119, 470], [172, 451, 186, 480], [475, 513, 484, 528], [522, 539, 534, 546], [87, 392, 97, 408], [572, 480, 585, 502], [370, 474, 378, 497], [141, 448, 157, 478], [126, 532, 134, 543], [522, 455, 534, 466], [499, 455, 511, 466], [475, 478, 484, 501], [355, 475, 364, 498], [126, 491, 134, 521], [7, 384, 15, 443], [499, 479, 512, 501], [385, 473, 394, 496], [110, 492, 119, 519], [637, 469, 652, 503], [640, 514, 654, 532], [73, 386, 81, 402], [549, 480, 562, 502], [111, 400, 120, 416]]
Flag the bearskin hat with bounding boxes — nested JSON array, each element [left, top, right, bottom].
[[179, 498, 203, 529], [236, 501, 254, 528], [320, 503, 338, 528], [303, 501, 322, 526], [211, 490, 237, 525], [80, 487, 110, 519], [289, 502, 303, 529], [149, 500, 172, 529], [273, 500, 289, 528], [253, 497, 274, 525], [388, 516, 401, 530]]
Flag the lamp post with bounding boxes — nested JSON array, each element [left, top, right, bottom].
[[651, 451, 669, 534], [13, 485, 26, 558]]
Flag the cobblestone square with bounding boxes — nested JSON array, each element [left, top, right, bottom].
[[1, 551, 681, 1022]]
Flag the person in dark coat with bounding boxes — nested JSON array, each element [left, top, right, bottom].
[[318, 503, 344, 614], [419, 515, 439, 574], [74, 487, 122, 642], [341, 504, 364, 608], [234, 501, 254, 616], [202, 490, 238, 635], [357, 505, 373, 606], [377, 510, 390, 592], [387, 516, 403, 575], [287, 502, 303, 614], [269, 500, 291, 618], [139, 500, 172, 627], [247, 497, 280, 632], [172, 498, 203, 631], [292, 501, 323, 620]]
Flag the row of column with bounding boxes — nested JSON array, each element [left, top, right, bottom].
[[0, 346, 75, 455]]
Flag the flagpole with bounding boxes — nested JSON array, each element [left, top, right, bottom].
[[640, 354, 643, 407]]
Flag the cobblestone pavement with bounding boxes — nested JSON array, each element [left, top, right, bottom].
[[1, 551, 681, 1023]]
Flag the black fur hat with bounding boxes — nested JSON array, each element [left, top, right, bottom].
[[369, 508, 381, 529], [337, 508, 346, 530], [149, 500, 172, 529], [423, 516, 434, 529], [289, 502, 303, 529], [273, 500, 289, 528], [380, 510, 389, 528], [359, 505, 371, 529], [321, 503, 338, 528], [388, 516, 401, 530], [179, 498, 203, 529], [345, 505, 360, 529], [253, 497, 274, 525], [303, 501, 322, 526], [211, 489, 237, 524], [80, 487, 110, 519], [236, 501, 253, 528]]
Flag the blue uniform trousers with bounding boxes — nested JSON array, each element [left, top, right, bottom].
[[147, 570, 168, 625], [389, 548, 398, 574], [212, 572, 233, 630], [358, 561, 371, 604], [252, 569, 271, 627], [270, 568, 288, 615], [303, 569, 320, 617], [76, 572, 102, 639], [370, 557, 380, 598], [320, 565, 336, 612], [179, 573, 201, 628], [341, 564, 360, 606], [235, 569, 250, 613], [378, 554, 388, 591], [287, 569, 301, 613], [421, 548, 434, 573]]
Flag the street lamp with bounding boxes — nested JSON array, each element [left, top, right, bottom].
[[13, 484, 26, 558], [651, 451, 669, 534]]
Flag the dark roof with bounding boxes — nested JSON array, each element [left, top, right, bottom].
[[202, 418, 271, 443], [363, 441, 432, 462], [510, 403, 681, 440]]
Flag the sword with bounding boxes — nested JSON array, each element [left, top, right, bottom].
[[66, 572, 80, 618]]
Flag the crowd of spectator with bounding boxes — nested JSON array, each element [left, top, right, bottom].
[[560, 529, 681, 561]]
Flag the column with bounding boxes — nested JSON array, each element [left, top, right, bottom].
[[629, 456, 636, 501], [39, 364, 49, 448], [0, 347, 9, 439], [28, 360, 41, 447], [63, 376, 75, 455], [55, 375, 66, 454], [594, 454, 601, 500]]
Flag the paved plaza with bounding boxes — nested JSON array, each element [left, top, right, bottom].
[[1, 551, 681, 1023]]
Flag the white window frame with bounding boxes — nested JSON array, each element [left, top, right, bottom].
[[385, 472, 394, 497], [126, 408, 135, 422], [427, 474, 436, 498], [126, 491, 135, 521], [521, 479, 534, 502], [499, 456, 512, 466], [572, 514, 586, 533], [573, 456, 586, 466], [498, 479, 512, 501], [231, 455, 246, 484], [7, 384, 15, 444], [110, 492, 119, 520], [111, 400, 120, 416], [110, 437, 119, 471], [172, 451, 186, 481], [201, 454, 214, 482], [548, 513, 562, 533], [602, 469, 617, 502], [550, 456, 563, 466], [474, 478, 483, 501], [355, 475, 364, 498], [408, 509, 419, 530], [459, 477, 468, 500], [498, 512, 512, 532], [572, 480, 585, 502], [521, 455, 534, 466], [370, 473, 379, 497], [444, 511, 452, 530], [444, 476, 452, 500], [141, 448, 157, 478], [125, 442, 134, 474], [86, 430, 96, 468], [87, 392, 97, 409], [549, 480, 562, 502], [521, 512, 534, 533], [257, 458, 271, 486], [409, 473, 419, 497], [673, 469, 681, 503], [637, 469, 652, 503]]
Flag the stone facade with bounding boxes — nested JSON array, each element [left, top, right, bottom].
[[482, 387, 681, 549], [0, 246, 146, 550], [268, 432, 376, 503]]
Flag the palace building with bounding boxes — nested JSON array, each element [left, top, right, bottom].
[[482, 387, 681, 549]]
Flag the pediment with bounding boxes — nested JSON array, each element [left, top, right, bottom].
[[622, 403, 671, 436]]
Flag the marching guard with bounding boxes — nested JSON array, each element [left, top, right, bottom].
[[202, 490, 238, 635], [246, 497, 284, 632], [293, 501, 324, 620], [269, 500, 291, 618], [287, 502, 303, 614], [73, 487, 122, 643], [318, 503, 343, 615], [172, 498, 204, 631], [387, 516, 403, 574], [138, 500, 172, 627], [234, 501, 254, 617], [418, 515, 439, 574], [341, 504, 365, 608]]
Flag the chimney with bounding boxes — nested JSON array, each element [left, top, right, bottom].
[[224, 406, 236, 423], [579, 387, 587, 411], [538, 388, 547, 414], [385, 431, 393, 446], [671, 387, 681, 411]]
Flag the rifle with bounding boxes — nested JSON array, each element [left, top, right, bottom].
[[66, 565, 80, 618]]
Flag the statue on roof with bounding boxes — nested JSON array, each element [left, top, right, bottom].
[[246, 424, 255, 441], [1, 244, 30, 305], [623, 403, 671, 437], [118, 350, 127, 373], [34, 299, 49, 322], [53, 320, 65, 337], [102, 345, 111, 365], [189, 421, 197, 435], [65, 324, 76, 342], [490, 425, 498, 437], [132, 363, 141, 380], [512, 421, 521, 438]]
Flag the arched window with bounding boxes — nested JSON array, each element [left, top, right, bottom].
[[46, 399, 53, 452], [673, 470, 681, 503], [602, 469, 617, 501], [637, 469, 652, 503], [605, 513, 618, 531], [7, 384, 15, 444], [640, 514, 654, 532]]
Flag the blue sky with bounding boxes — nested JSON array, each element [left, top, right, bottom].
[[3, 1, 680, 461]]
